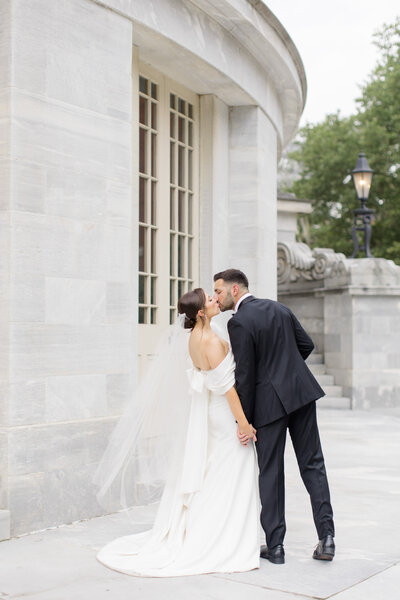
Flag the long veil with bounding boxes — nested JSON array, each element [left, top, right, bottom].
[[93, 314, 192, 522]]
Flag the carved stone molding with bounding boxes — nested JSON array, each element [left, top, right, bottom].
[[277, 242, 348, 285]]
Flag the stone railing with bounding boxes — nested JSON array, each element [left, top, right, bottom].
[[277, 242, 400, 411]]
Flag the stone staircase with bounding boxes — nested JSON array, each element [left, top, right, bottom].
[[306, 353, 351, 409]]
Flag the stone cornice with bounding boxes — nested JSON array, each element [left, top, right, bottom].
[[89, 0, 306, 147]]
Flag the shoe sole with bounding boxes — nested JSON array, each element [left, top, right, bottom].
[[313, 553, 334, 561], [261, 555, 285, 564]]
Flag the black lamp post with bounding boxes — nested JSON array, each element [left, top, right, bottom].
[[350, 151, 375, 258]]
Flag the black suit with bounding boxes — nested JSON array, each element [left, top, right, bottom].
[[228, 296, 334, 548]]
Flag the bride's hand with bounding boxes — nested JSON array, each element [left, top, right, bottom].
[[237, 423, 257, 444]]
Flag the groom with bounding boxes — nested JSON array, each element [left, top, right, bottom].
[[213, 269, 335, 564]]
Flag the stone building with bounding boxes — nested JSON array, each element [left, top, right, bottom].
[[0, 0, 306, 537]]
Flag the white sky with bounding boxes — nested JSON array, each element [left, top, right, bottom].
[[266, 1, 400, 127]]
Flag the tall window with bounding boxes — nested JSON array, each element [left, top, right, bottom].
[[138, 75, 158, 324], [169, 94, 195, 324], [137, 66, 199, 333]]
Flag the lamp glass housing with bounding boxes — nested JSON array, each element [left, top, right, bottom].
[[352, 170, 373, 201]]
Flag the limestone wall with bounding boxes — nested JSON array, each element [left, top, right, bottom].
[[2, 0, 135, 536]]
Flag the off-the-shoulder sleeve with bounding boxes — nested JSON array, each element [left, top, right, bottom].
[[206, 352, 235, 395]]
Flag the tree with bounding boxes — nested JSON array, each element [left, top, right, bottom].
[[287, 18, 400, 263]]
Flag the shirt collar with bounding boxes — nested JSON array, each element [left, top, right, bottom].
[[233, 292, 252, 313]]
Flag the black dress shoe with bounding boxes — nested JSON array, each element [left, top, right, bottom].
[[260, 544, 285, 564], [313, 535, 335, 561]]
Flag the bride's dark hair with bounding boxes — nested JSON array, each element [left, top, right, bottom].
[[178, 288, 206, 330]]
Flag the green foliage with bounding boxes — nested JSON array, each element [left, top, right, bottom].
[[288, 18, 400, 263]]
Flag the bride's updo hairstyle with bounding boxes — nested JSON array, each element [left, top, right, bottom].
[[177, 288, 206, 330]]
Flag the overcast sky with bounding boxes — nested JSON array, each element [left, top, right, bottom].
[[266, 1, 399, 127]]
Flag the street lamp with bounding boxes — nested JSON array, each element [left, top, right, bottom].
[[350, 151, 375, 258]]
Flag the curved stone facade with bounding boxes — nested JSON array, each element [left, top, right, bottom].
[[0, 0, 306, 536], [102, 0, 306, 149]]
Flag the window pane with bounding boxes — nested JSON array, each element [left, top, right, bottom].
[[170, 112, 175, 138], [170, 279, 175, 307], [178, 190, 185, 232], [170, 188, 175, 230], [139, 128, 147, 174], [178, 117, 185, 143], [151, 133, 157, 177], [139, 306, 146, 324], [139, 177, 146, 223], [139, 96, 147, 126], [150, 229, 156, 273], [139, 274, 146, 304], [188, 237, 192, 278], [178, 98, 185, 115], [150, 308, 157, 324], [139, 226, 146, 272], [170, 93, 175, 109], [188, 150, 193, 191], [188, 103, 193, 119], [151, 181, 156, 225], [170, 234, 175, 276], [188, 193, 193, 234], [151, 101, 157, 129], [188, 121, 193, 147], [178, 145, 185, 187], [170, 308, 175, 325], [139, 76, 148, 94], [151, 276, 156, 304], [170, 142, 175, 184], [178, 279, 184, 299], [178, 235, 185, 277], [151, 82, 157, 100]]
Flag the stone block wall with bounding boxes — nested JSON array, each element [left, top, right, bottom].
[[1, 0, 136, 536], [279, 293, 324, 354]]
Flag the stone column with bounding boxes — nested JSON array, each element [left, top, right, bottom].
[[4, 0, 134, 536], [199, 95, 230, 290], [324, 259, 400, 411], [229, 106, 277, 299]]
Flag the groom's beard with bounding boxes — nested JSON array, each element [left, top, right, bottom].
[[219, 292, 235, 312]]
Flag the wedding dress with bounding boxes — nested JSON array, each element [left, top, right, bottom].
[[97, 350, 260, 577]]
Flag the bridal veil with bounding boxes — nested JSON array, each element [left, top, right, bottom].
[[93, 314, 193, 520]]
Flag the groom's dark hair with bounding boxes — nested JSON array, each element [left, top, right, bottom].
[[213, 269, 249, 289]]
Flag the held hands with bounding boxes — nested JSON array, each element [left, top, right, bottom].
[[237, 422, 257, 446]]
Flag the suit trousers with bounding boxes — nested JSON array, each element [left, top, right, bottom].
[[255, 401, 334, 549]]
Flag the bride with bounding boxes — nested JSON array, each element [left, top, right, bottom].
[[94, 288, 260, 577]]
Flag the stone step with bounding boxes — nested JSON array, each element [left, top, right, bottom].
[[306, 353, 323, 364], [308, 363, 326, 375], [318, 396, 352, 409], [315, 373, 334, 386], [323, 385, 343, 396]]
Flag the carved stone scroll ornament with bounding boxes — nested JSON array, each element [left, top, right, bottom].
[[277, 242, 348, 285]]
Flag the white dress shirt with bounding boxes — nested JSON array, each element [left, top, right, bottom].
[[233, 292, 252, 313]]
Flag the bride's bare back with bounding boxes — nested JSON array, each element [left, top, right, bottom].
[[189, 327, 229, 371]]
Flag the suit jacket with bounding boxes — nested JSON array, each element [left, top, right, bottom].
[[228, 296, 325, 427]]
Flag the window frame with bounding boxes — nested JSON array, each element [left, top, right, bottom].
[[137, 64, 199, 355]]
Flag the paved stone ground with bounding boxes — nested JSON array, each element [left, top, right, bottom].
[[0, 408, 399, 600]]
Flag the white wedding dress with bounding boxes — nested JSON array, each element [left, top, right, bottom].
[[97, 351, 260, 577]]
